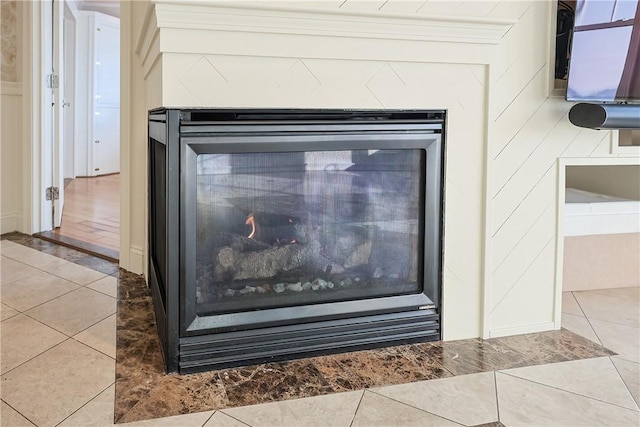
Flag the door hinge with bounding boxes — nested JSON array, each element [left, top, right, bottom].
[[45, 187, 59, 201], [46, 74, 59, 89]]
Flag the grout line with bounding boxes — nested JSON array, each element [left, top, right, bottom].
[[608, 356, 640, 412], [53, 381, 115, 427], [571, 293, 605, 347], [214, 411, 252, 427], [1, 397, 40, 427], [493, 371, 501, 423], [497, 370, 640, 413], [348, 390, 366, 427], [365, 389, 466, 426], [1, 337, 72, 377]]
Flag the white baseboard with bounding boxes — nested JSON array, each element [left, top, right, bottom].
[[488, 321, 557, 338], [125, 245, 145, 275], [0, 81, 22, 96], [1, 213, 22, 235]]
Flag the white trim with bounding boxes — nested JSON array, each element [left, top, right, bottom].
[[480, 63, 493, 339], [489, 321, 558, 338], [22, 0, 46, 234], [128, 245, 145, 275], [612, 130, 640, 156], [554, 160, 567, 331], [120, 0, 131, 272], [0, 82, 23, 96], [1, 213, 23, 235], [153, 0, 516, 41], [137, 2, 514, 65]]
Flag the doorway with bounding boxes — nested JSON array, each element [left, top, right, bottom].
[[36, 0, 121, 262]]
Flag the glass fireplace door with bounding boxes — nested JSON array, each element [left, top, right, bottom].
[[181, 131, 442, 334]]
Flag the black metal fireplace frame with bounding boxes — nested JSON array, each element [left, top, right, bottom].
[[148, 108, 446, 373]]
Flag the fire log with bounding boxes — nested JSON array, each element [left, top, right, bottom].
[[233, 240, 322, 280]]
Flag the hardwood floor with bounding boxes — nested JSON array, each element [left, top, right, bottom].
[[51, 174, 120, 256]]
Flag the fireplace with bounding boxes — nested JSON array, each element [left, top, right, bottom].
[[148, 108, 445, 373]]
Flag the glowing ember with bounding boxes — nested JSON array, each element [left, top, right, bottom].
[[246, 213, 256, 239]]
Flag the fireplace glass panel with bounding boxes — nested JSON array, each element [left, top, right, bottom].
[[195, 149, 426, 316]]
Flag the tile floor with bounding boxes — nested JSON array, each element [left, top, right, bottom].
[[1, 238, 639, 426]]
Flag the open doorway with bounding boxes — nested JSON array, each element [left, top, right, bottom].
[[37, 0, 121, 262]]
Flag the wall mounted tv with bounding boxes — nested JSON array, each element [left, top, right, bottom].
[[566, 0, 640, 103]]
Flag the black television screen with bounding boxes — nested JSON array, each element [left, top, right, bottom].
[[566, 0, 640, 103]]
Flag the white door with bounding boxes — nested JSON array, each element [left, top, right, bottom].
[[91, 17, 120, 176]]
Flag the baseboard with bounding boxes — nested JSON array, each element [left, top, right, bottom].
[[127, 245, 145, 275], [0, 81, 22, 96], [488, 321, 557, 338], [1, 213, 22, 235]]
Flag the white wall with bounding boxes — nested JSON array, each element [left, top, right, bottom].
[[1, 0, 23, 234], [1, 82, 23, 234]]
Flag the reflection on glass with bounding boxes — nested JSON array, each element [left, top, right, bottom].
[[194, 150, 425, 316], [567, 26, 632, 101], [575, 0, 638, 25]]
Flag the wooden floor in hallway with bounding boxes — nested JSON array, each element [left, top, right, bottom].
[[51, 174, 120, 256]]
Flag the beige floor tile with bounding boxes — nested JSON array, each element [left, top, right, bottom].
[[562, 292, 584, 317], [0, 239, 21, 251], [0, 256, 42, 285], [371, 371, 497, 426], [1, 302, 19, 321], [7, 249, 69, 271], [1, 314, 67, 374], [57, 384, 115, 427], [496, 372, 640, 426], [561, 313, 601, 344], [589, 287, 640, 300], [612, 358, 640, 408], [574, 290, 640, 329], [500, 357, 638, 411], [48, 261, 106, 285], [222, 390, 364, 427], [73, 314, 116, 358], [1, 401, 36, 426], [1, 271, 80, 312], [0, 241, 41, 260], [1, 339, 115, 427], [26, 287, 116, 336], [590, 319, 640, 363], [204, 411, 250, 427], [87, 275, 118, 298], [351, 391, 461, 427], [120, 411, 215, 427]]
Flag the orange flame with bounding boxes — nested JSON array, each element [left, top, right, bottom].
[[246, 213, 256, 239]]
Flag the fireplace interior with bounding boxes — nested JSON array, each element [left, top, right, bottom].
[[148, 108, 445, 373]]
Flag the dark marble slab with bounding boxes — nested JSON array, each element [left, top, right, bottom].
[[113, 268, 616, 424], [471, 422, 506, 427], [1, 232, 119, 275], [35, 231, 119, 263]]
